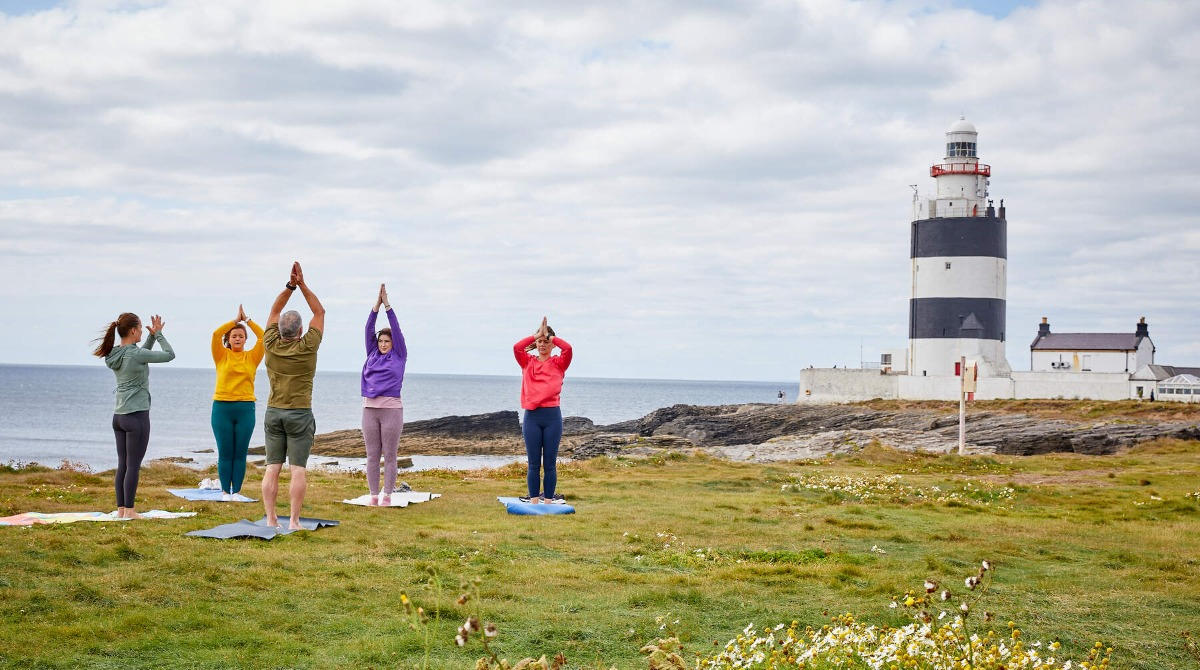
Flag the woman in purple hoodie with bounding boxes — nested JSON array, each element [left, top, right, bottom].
[[361, 284, 408, 505]]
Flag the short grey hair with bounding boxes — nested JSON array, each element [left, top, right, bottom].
[[279, 311, 303, 340]]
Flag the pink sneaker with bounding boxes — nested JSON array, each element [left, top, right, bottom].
[[368, 495, 379, 506], [381, 493, 391, 506]]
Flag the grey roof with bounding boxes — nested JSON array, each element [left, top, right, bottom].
[[1132, 364, 1200, 380], [1132, 364, 1176, 380], [1031, 333, 1142, 351]]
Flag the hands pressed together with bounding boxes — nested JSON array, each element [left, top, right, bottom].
[[147, 315, 165, 335], [525, 316, 556, 353], [374, 283, 391, 312], [289, 262, 305, 288]]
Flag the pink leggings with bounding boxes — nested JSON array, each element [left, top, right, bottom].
[[362, 407, 404, 495]]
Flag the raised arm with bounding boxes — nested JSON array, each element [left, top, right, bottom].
[[365, 309, 379, 354], [266, 280, 294, 328], [136, 317, 175, 363], [247, 317, 265, 365], [212, 320, 236, 364], [513, 335, 536, 367], [552, 337, 573, 371], [134, 333, 176, 363], [386, 306, 407, 360], [294, 262, 325, 332]]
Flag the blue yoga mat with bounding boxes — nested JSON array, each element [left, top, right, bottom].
[[168, 488, 257, 502], [498, 497, 575, 515]]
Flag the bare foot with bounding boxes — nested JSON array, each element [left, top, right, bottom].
[[288, 520, 303, 531], [265, 515, 280, 528], [125, 510, 144, 520]]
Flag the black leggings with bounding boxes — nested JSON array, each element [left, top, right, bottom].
[[112, 411, 150, 508]]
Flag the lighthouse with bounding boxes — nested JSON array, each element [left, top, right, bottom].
[[908, 118, 1011, 378]]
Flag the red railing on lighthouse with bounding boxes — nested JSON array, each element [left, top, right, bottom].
[[930, 163, 991, 177]]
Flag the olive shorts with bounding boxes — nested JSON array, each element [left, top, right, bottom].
[[263, 407, 315, 468]]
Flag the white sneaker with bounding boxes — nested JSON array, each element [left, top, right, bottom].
[[221, 492, 232, 502]]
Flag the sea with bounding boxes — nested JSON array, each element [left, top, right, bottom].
[[0, 364, 797, 472]]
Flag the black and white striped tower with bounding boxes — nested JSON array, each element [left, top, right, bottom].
[[908, 118, 1011, 377]]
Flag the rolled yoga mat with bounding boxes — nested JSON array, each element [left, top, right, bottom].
[[497, 497, 575, 515]]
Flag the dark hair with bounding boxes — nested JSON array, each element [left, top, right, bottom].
[[222, 323, 248, 348], [544, 326, 555, 338], [92, 313, 140, 357]]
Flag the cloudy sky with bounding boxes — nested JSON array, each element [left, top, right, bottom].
[[2, 0, 1197, 381]]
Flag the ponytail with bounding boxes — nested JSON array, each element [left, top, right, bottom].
[[91, 322, 119, 357], [92, 313, 140, 357]]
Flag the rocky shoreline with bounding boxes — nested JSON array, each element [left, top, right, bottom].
[[304, 403, 1200, 463]]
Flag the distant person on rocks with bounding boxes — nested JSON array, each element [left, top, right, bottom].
[[361, 283, 408, 506], [210, 304, 264, 501], [262, 262, 325, 529], [513, 317, 572, 504], [92, 312, 175, 519]]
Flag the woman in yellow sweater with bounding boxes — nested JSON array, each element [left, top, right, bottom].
[[211, 304, 265, 500]]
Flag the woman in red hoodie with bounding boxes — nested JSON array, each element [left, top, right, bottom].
[[513, 317, 572, 504]]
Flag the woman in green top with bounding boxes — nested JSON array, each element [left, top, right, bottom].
[[92, 312, 175, 519]]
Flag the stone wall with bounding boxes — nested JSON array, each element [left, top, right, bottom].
[[798, 368, 898, 403], [801, 368, 1138, 402]]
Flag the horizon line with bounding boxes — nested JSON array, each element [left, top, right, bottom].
[[0, 362, 798, 387]]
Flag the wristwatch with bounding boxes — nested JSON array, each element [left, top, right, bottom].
[[285, 282, 297, 291]]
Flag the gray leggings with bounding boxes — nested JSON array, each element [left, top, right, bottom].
[[112, 410, 150, 508], [362, 407, 404, 495]]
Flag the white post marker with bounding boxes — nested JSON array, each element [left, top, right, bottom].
[[959, 356, 966, 455], [959, 359, 978, 455]]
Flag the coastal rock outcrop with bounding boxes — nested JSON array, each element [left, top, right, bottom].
[[606, 403, 1200, 458], [303, 402, 1200, 461]]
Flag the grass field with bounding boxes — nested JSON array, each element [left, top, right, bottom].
[[1, 438, 1198, 669]]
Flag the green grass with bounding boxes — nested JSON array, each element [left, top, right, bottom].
[[1, 443, 1198, 669]]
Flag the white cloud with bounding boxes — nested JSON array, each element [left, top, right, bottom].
[[1, 0, 1198, 381]]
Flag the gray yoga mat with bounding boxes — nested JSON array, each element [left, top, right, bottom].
[[186, 516, 339, 540]]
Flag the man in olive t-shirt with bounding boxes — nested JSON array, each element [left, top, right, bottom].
[[262, 261, 325, 530]]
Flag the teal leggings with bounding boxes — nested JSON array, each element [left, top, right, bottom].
[[211, 401, 255, 494]]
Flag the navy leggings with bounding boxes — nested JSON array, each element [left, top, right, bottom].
[[523, 406, 562, 497], [112, 410, 150, 508], [212, 401, 255, 494]]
